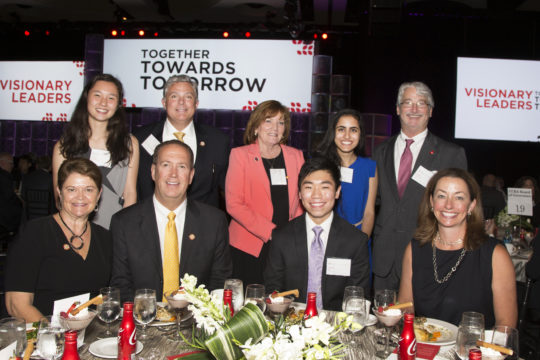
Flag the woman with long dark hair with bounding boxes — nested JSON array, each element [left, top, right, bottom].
[[315, 109, 378, 237], [52, 74, 139, 229]]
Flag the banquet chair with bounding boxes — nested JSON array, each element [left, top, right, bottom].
[[23, 188, 54, 220], [519, 278, 540, 359]]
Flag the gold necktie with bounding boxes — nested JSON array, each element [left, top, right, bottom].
[[174, 132, 185, 142], [163, 212, 180, 301]]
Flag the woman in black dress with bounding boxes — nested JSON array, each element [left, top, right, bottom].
[[397, 168, 517, 328], [5, 158, 112, 322]]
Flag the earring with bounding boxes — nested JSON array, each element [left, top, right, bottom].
[[467, 210, 471, 216], [430, 207, 434, 212], [94, 205, 99, 212], [254, 130, 258, 136]]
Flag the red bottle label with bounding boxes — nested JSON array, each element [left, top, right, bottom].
[[118, 303, 137, 360], [398, 314, 416, 360]]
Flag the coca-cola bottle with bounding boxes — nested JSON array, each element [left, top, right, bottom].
[[303, 292, 318, 320], [469, 349, 482, 359], [397, 313, 417, 359], [118, 302, 137, 360], [223, 289, 234, 316], [61, 330, 80, 360]]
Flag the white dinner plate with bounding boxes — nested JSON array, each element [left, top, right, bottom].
[[364, 314, 377, 327], [417, 318, 458, 346], [149, 302, 193, 327], [89, 337, 143, 358]]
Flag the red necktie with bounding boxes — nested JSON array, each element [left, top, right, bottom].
[[397, 139, 414, 198]]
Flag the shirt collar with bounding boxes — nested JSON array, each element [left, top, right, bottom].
[[164, 118, 195, 140], [399, 128, 428, 142], [153, 195, 187, 218]]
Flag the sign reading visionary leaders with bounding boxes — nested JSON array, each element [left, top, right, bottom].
[[455, 57, 540, 142], [103, 39, 314, 111], [0, 61, 85, 121]]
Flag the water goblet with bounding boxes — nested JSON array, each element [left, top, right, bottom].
[[134, 288, 157, 340], [342, 286, 364, 312], [0, 317, 27, 358], [97, 287, 121, 337], [224, 278, 244, 313], [489, 325, 519, 360], [373, 289, 398, 359], [343, 295, 367, 347], [455, 311, 485, 357], [36, 316, 64, 360], [244, 284, 266, 313], [164, 290, 189, 341]]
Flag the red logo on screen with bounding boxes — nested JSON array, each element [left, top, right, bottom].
[[242, 100, 259, 110], [289, 102, 311, 113], [292, 40, 314, 55]]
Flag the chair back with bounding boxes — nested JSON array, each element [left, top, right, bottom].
[[23, 188, 54, 220]]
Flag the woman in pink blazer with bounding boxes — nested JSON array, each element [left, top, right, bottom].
[[226, 100, 304, 285]]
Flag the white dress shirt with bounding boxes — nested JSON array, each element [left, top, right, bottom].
[[153, 196, 187, 262], [305, 212, 334, 258], [393, 128, 428, 182], [162, 119, 197, 162]]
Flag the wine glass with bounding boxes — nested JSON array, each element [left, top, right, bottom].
[[97, 287, 121, 337], [134, 288, 157, 340], [0, 317, 27, 358], [373, 289, 399, 359], [343, 295, 367, 347], [456, 311, 485, 357], [244, 284, 266, 313], [224, 278, 244, 313], [490, 325, 519, 359], [164, 290, 189, 341], [36, 316, 64, 360], [342, 286, 364, 312]]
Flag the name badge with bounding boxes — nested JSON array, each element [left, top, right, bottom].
[[270, 168, 287, 185], [142, 135, 160, 156], [340, 167, 354, 183], [326, 257, 351, 277], [412, 166, 436, 188], [89, 149, 111, 168]]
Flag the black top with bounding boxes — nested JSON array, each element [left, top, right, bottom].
[[5, 216, 112, 315], [526, 232, 540, 310], [412, 237, 498, 328], [262, 151, 289, 227]]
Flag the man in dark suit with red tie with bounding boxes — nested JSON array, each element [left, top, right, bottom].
[[372, 81, 467, 291], [110, 140, 232, 302], [134, 75, 230, 208]]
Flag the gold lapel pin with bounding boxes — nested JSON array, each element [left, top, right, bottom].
[[189, 234, 196, 240], [63, 244, 70, 250], [199, 141, 206, 147]]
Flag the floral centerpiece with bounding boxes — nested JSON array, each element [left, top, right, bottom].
[[496, 206, 535, 232], [176, 274, 360, 360]]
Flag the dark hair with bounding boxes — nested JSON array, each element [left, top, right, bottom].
[[59, 73, 131, 166], [415, 168, 485, 250], [152, 140, 194, 168], [298, 156, 341, 191], [315, 109, 366, 166], [514, 176, 539, 204], [57, 157, 102, 190], [36, 155, 52, 171], [243, 100, 291, 145]]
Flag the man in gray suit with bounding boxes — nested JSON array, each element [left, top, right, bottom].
[[372, 81, 467, 290], [110, 140, 232, 302]]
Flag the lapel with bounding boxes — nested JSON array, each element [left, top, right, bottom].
[[139, 199, 163, 278], [151, 120, 165, 142], [247, 143, 272, 200], [193, 122, 207, 171], [401, 132, 438, 200], [293, 214, 309, 299], [384, 136, 400, 202], [321, 214, 342, 300], [179, 199, 197, 275], [282, 145, 299, 218]]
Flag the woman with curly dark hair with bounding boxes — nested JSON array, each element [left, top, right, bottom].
[[398, 168, 517, 328], [515, 175, 540, 228], [52, 74, 139, 229]]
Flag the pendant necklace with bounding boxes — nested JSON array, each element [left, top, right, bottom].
[[58, 213, 88, 251]]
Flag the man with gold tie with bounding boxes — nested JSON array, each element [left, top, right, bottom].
[[135, 75, 230, 207], [110, 140, 232, 302]]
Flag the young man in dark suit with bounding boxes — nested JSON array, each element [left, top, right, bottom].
[[264, 157, 369, 311], [110, 140, 232, 302], [135, 75, 230, 208]]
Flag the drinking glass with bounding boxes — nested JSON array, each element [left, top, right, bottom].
[[455, 311, 485, 357], [36, 316, 64, 360], [342, 286, 364, 312], [97, 287, 121, 337], [224, 278, 244, 313], [490, 325, 519, 359], [0, 317, 27, 358], [343, 295, 367, 347], [373, 289, 398, 359], [134, 288, 157, 340], [244, 284, 266, 313], [164, 290, 189, 341]]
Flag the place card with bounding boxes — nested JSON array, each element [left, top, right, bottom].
[[507, 187, 533, 216], [0, 341, 17, 359]]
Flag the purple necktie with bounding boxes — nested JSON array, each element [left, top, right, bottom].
[[307, 226, 324, 309], [397, 139, 414, 198]]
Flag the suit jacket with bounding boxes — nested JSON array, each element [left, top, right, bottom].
[[264, 213, 370, 311], [0, 168, 22, 233], [372, 131, 467, 278], [110, 197, 232, 302], [225, 143, 304, 257], [134, 119, 230, 207]]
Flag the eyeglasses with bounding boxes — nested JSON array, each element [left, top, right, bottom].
[[399, 100, 430, 109]]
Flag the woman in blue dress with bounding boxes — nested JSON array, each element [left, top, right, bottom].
[[316, 109, 378, 237]]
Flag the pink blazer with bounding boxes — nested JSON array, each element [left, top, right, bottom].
[[225, 143, 305, 257]]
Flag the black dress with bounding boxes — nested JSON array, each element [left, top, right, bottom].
[[5, 216, 112, 315], [411, 237, 498, 328]]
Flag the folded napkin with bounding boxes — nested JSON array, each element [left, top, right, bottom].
[[393, 343, 441, 360]]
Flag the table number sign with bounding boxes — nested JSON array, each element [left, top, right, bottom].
[[507, 188, 533, 216]]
